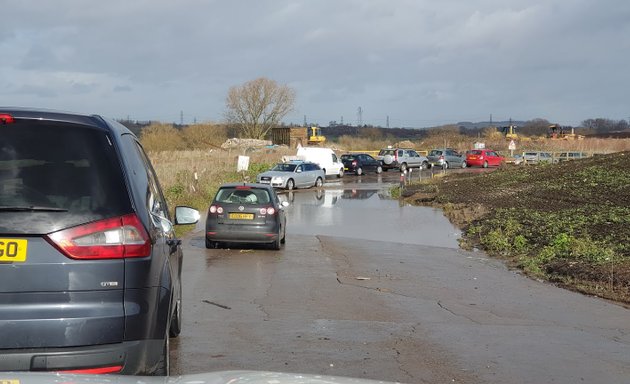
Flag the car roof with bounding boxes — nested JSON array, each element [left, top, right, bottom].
[[0, 107, 132, 136], [218, 182, 273, 190], [282, 160, 317, 165]]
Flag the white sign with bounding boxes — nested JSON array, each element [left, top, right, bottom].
[[237, 155, 250, 172], [508, 140, 516, 150]]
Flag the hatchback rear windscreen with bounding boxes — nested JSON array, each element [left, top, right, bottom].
[[215, 187, 271, 205], [0, 120, 132, 233]]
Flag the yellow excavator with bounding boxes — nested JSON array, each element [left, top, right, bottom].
[[307, 126, 326, 145], [549, 124, 584, 140], [502, 125, 518, 140]]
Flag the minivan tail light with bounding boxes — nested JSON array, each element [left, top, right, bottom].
[[46, 214, 150, 259], [57, 365, 123, 374]]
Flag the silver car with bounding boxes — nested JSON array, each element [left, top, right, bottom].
[[427, 148, 467, 169], [376, 147, 429, 172], [520, 151, 553, 165], [554, 151, 589, 163], [257, 161, 325, 190]]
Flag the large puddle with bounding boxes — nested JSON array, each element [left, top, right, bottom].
[[280, 187, 461, 249]]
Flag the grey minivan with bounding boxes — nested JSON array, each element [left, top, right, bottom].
[[0, 108, 199, 375]]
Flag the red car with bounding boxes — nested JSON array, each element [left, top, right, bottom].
[[465, 149, 504, 168]]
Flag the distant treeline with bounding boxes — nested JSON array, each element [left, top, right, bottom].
[[119, 117, 629, 141]]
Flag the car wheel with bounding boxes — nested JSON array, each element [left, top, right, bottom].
[[205, 237, 216, 249], [400, 163, 407, 172], [382, 154, 394, 165], [286, 179, 295, 190], [315, 177, 323, 187], [356, 167, 363, 176], [281, 227, 286, 244], [443, 162, 449, 170], [376, 165, 382, 174], [271, 233, 281, 250], [483, 161, 488, 168], [421, 161, 429, 170], [169, 287, 182, 338], [461, 161, 467, 169], [338, 168, 344, 178]]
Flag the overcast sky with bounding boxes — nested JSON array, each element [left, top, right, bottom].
[[1, 1, 629, 127]]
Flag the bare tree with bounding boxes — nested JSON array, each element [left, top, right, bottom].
[[224, 77, 296, 139]]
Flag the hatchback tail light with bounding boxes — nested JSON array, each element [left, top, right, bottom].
[[0, 113, 15, 124], [261, 207, 276, 215], [209, 205, 223, 214], [46, 214, 150, 259], [352, 160, 358, 166]]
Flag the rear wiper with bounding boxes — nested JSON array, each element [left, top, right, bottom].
[[0, 205, 68, 212]]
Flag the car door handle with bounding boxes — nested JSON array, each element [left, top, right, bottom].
[[166, 239, 182, 253]]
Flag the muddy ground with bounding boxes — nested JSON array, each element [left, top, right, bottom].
[[403, 152, 630, 304]]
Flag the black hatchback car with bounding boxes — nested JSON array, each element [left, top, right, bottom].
[[0, 108, 199, 375], [341, 153, 383, 175], [205, 183, 288, 250]]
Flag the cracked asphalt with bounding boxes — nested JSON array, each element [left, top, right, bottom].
[[171, 174, 630, 384]]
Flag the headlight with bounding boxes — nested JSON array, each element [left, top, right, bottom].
[[272, 177, 283, 183]]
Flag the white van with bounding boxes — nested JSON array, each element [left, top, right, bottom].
[[295, 146, 344, 178]]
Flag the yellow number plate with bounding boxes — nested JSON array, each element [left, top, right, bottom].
[[228, 213, 254, 220], [0, 239, 28, 262], [0, 380, 20, 384]]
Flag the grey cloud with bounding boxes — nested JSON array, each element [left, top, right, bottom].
[[114, 85, 132, 92], [2, 0, 629, 126], [14, 85, 58, 98]]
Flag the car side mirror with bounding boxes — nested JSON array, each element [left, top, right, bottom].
[[174, 206, 200, 225]]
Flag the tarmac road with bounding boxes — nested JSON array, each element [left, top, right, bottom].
[[171, 173, 630, 384]]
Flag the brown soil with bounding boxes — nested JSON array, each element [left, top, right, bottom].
[[403, 152, 630, 304]]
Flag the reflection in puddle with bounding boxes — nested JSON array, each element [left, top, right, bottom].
[[278, 188, 392, 206], [281, 188, 461, 248]]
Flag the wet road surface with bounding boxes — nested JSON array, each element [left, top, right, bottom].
[[172, 171, 630, 383]]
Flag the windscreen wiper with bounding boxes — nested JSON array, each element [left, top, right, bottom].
[[0, 205, 68, 212]]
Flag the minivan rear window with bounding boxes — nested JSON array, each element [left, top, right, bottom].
[[0, 121, 132, 233]]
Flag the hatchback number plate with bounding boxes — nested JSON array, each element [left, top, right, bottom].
[[0, 239, 28, 262], [228, 213, 254, 220]]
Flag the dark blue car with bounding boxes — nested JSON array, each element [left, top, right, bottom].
[[341, 153, 383, 175]]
